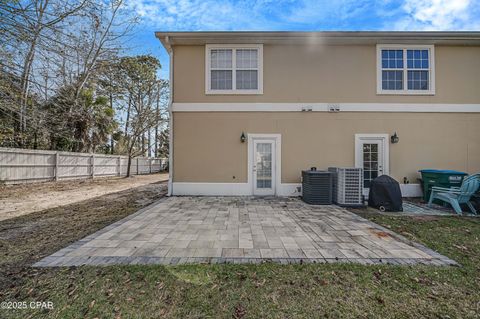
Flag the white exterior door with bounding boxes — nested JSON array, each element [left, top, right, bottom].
[[355, 134, 389, 189], [252, 139, 276, 196]]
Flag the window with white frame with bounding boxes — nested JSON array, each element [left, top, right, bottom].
[[377, 45, 435, 95], [206, 44, 263, 94]]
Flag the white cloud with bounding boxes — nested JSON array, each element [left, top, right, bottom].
[[394, 0, 480, 30], [126, 0, 480, 32], [125, 0, 281, 30], [125, 0, 375, 31]]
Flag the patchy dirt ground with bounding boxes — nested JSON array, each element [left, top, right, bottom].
[[0, 176, 167, 291], [0, 174, 169, 221]]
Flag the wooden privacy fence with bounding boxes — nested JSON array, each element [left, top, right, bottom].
[[0, 147, 168, 184]]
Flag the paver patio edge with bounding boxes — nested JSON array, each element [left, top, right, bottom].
[[34, 256, 455, 267], [337, 209, 460, 266], [32, 197, 169, 267], [34, 196, 458, 267]]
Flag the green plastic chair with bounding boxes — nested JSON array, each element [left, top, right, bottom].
[[428, 174, 480, 215]]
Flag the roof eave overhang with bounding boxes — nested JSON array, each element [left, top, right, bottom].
[[155, 31, 480, 49]]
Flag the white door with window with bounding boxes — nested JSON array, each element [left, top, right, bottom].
[[252, 139, 276, 195], [355, 134, 389, 190], [248, 134, 281, 196]]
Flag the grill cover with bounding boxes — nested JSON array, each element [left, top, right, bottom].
[[368, 175, 403, 212]]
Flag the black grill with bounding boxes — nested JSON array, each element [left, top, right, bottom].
[[302, 170, 333, 205]]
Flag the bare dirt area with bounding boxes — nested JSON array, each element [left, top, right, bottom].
[[0, 175, 167, 291], [0, 173, 169, 221]]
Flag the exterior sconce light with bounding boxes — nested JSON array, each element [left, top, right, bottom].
[[240, 132, 246, 143], [391, 132, 399, 144]]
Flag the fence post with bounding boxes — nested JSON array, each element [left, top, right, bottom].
[[117, 156, 121, 176], [91, 154, 95, 179], [55, 152, 59, 181], [136, 157, 139, 175], [149, 158, 152, 174]]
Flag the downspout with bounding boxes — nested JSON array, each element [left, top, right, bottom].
[[165, 36, 174, 196]]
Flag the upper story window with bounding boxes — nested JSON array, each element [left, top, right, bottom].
[[206, 44, 263, 94], [376, 45, 435, 95]]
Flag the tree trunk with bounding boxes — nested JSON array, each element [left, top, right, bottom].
[[124, 95, 131, 138], [125, 135, 137, 178], [154, 126, 158, 157], [20, 34, 40, 129], [148, 129, 151, 157], [19, 0, 47, 142], [33, 131, 38, 149], [49, 134, 56, 150], [109, 92, 114, 154], [126, 154, 132, 177], [155, 82, 160, 157]]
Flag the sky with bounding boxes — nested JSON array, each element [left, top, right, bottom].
[[123, 0, 480, 79]]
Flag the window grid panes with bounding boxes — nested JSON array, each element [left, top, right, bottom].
[[407, 70, 428, 90], [209, 47, 259, 91], [407, 49, 429, 69], [363, 143, 379, 188], [382, 50, 403, 69], [236, 49, 258, 68], [210, 49, 233, 90], [211, 49, 232, 68], [236, 49, 258, 90], [256, 143, 272, 189], [382, 70, 403, 90], [380, 47, 431, 92], [407, 49, 429, 90], [381, 50, 403, 91], [211, 70, 232, 90], [236, 70, 258, 90]]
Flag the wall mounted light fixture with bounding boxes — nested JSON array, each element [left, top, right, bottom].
[[240, 132, 246, 143], [391, 132, 399, 144]]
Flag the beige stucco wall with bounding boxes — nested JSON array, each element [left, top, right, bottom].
[[172, 44, 480, 104], [173, 112, 480, 184]]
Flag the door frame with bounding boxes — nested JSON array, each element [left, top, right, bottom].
[[252, 139, 276, 196], [248, 134, 281, 196], [354, 134, 390, 188]]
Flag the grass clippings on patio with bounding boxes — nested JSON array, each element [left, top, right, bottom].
[[1, 195, 480, 318]]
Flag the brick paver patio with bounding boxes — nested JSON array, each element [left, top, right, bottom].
[[35, 197, 457, 266]]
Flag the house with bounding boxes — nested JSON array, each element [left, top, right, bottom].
[[155, 31, 480, 197]]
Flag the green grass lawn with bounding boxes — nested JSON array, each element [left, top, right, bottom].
[[1, 197, 480, 318]]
